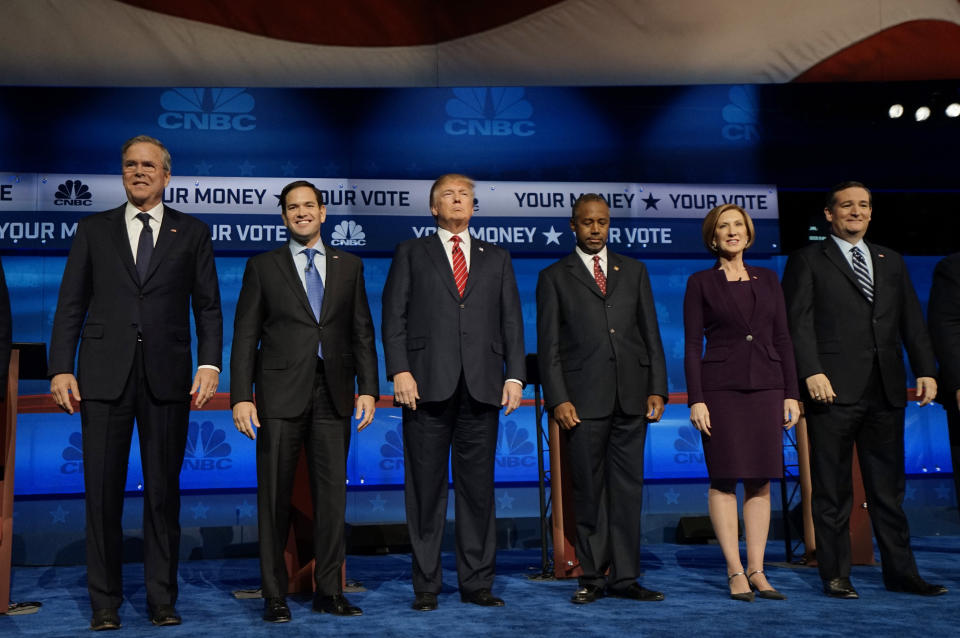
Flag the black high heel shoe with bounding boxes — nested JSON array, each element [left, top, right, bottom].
[[747, 569, 786, 600], [728, 571, 754, 602]]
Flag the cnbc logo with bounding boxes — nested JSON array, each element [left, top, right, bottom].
[[55, 179, 93, 206], [329, 220, 366, 247], [721, 85, 759, 142], [444, 87, 535, 137], [673, 427, 705, 465], [496, 420, 535, 468], [379, 424, 404, 471], [183, 421, 233, 470], [158, 88, 256, 131], [60, 431, 85, 474]]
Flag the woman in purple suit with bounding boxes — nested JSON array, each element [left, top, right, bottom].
[[683, 204, 800, 602]]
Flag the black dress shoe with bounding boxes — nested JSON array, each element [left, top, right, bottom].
[[608, 582, 665, 602], [263, 597, 291, 623], [90, 608, 121, 631], [412, 592, 438, 611], [148, 604, 182, 626], [570, 584, 605, 604], [823, 577, 859, 599], [887, 576, 948, 596], [460, 589, 505, 606], [312, 594, 363, 616]]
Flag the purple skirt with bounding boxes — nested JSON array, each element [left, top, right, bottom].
[[701, 389, 784, 479]]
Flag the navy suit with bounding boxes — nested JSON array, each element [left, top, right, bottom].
[[382, 233, 525, 595], [49, 204, 222, 612], [536, 250, 666, 589]]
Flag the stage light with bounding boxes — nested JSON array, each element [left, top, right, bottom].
[[915, 106, 931, 122], [946, 103, 960, 118], [888, 104, 904, 118]]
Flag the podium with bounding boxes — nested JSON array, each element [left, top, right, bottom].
[[547, 416, 582, 579], [0, 350, 19, 614]]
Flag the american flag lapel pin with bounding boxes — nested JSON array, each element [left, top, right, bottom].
[[170, 228, 177, 233], [613, 265, 620, 271], [478, 246, 484, 252]]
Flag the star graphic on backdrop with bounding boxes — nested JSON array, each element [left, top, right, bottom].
[[191, 502, 210, 520], [369, 493, 386, 512], [194, 160, 213, 176], [280, 160, 298, 177], [664, 488, 680, 505], [542, 226, 562, 245], [50, 504, 69, 524], [904, 485, 918, 501], [322, 161, 340, 175], [497, 491, 515, 511], [238, 160, 255, 176], [272, 193, 282, 205], [934, 483, 952, 500], [237, 500, 256, 519], [641, 194, 660, 210]]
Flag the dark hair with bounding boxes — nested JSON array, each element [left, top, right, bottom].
[[429, 173, 474, 207], [121, 134, 171, 172], [826, 181, 872, 209], [571, 193, 608, 221], [701, 203, 755, 254], [279, 180, 325, 209]]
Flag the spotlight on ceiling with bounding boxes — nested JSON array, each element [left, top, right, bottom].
[[915, 106, 931, 122], [888, 104, 904, 118], [946, 103, 960, 118]]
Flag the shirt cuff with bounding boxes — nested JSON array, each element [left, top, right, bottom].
[[505, 378, 523, 387], [197, 364, 221, 373]]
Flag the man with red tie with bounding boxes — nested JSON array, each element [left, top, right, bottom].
[[382, 174, 526, 611]]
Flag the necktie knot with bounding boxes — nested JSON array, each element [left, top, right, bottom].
[[302, 247, 318, 270], [137, 212, 152, 227]]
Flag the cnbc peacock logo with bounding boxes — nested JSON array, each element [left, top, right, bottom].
[[183, 421, 233, 470], [379, 423, 404, 471], [496, 420, 535, 468], [60, 431, 85, 474], [444, 87, 535, 137], [673, 427, 704, 464], [158, 88, 256, 131]]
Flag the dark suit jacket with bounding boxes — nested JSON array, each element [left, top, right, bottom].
[[536, 251, 667, 419], [782, 238, 936, 407], [230, 243, 378, 418], [929, 252, 960, 398], [683, 266, 799, 405], [48, 204, 222, 401], [381, 234, 525, 406], [0, 256, 11, 399]]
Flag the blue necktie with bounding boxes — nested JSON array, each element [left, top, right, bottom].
[[135, 212, 153, 282], [302, 248, 324, 358]]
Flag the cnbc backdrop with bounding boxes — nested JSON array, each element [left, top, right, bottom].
[[0, 86, 951, 494]]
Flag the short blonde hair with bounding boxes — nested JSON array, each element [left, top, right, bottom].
[[702, 203, 755, 254]]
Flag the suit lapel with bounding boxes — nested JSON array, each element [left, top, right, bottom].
[[142, 207, 178, 284], [563, 252, 605, 299], [822, 238, 868, 301], [426, 234, 462, 301], [462, 239, 485, 299], [110, 206, 140, 285], [865, 241, 884, 311], [605, 252, 621, 297], [318, 246, 340, 322], [274, 245, 316, 321], [710, 266, 752, 330]]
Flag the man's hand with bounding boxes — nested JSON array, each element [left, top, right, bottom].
[[646, 395, 665, 423], [232, 401, 260, 440], [191, 368, 219, 408], [392, 371, 420, 410], [783, 398, 800, 429], [355, 394, 376, 431], [805, 373, 837, 404], [50, 373, 81, 414], [955, 388, 960, 412], [553, 401, 581, 429], [915, 377, 937, 406], [689, 402, 710, 434], [501, 381, 522, 415]]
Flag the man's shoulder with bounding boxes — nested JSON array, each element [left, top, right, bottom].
[[608, 251, 648, 273], [327, 245, 363, 267]]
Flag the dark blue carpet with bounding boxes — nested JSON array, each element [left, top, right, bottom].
[[3, 539, 959, 636]]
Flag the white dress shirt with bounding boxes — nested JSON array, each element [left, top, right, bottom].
[[575, 244, 608, 278], [830, 234, 874, 282], [437, 226, 471, 272], [288, 239, 327, 289]]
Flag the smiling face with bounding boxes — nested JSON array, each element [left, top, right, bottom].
[[281, 186, 326, 246], [121, 142, 170, 211], [571, 199, 610, 254], [430, 177, 474, 233], [825, 186, 872, 243], [713, 208, 749, 258]]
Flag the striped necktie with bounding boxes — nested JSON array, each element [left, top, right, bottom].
[[850, 245, 873, 302], [451, 235, 467, 297]]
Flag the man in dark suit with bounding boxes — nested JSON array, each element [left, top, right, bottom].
[[782, 181, 946, 598], [537, 194, 667, 604], [231, 180, 378, 622], [382, 174, 525, 611], [0, 257, 10, 399], [928, 252, 960, 513], [48, 135, 222, 629]]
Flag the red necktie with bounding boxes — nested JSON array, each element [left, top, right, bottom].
[[593, 255, 607, 295], [451, 235, 468, 297]]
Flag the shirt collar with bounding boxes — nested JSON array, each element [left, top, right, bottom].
[[125, 201, 163, 224], [289, 238, 325, 258], [437, 226, 470, 246], [830, 233, 867, 255], [575, 245, 607, 263]]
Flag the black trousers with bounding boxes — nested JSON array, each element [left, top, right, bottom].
[[402, 375, 499, 594], [805, 364, 919, 585], [257, 359, 349, 598], [80, 341, 190, 611], [944, 400, 960, 516], [566, 406, 648, 590]]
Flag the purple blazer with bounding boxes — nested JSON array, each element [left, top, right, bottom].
[[683, 265, 799, 406]]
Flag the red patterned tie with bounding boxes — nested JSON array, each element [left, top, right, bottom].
[[451, 235, 468, 297], [593, 255, 607, 295]]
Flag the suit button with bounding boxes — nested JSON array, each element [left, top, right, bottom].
[[606, 304, 613, 308], [139, 294, 145, 300], [609, 329, 616, 334], [745, 334, 753, 342], [459, 304, 465, 309]]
